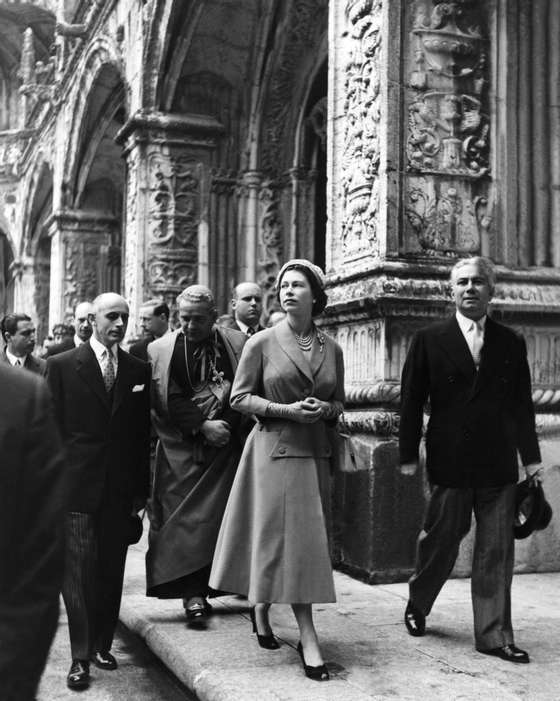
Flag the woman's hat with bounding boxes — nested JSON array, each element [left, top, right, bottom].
[[275, 259, 325, 291], [514, 476, 553, 540]]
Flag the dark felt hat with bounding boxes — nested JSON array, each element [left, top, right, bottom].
[[514, 476, 553, 540]]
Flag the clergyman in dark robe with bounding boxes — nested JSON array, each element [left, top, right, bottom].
[[146, 284, 247, 625]]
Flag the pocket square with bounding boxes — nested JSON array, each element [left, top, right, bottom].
[[132, 384, 145, 392]]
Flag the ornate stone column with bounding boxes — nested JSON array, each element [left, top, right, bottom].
[[328, 0, 560, 582], [117, 111, 224, 333], [46, 210, 118, 326]]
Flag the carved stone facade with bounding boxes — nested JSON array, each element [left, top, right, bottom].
[[0, 0, 559, 582]]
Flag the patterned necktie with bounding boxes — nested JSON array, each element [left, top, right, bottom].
[[102, 349, 115, 392], [471, 320, 484, 368]]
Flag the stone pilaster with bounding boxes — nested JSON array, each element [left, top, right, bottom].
[[117, 111, 224, 333], [46, 210, 118, 327]]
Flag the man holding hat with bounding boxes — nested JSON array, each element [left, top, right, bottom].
[[399, 256, 541, 663]]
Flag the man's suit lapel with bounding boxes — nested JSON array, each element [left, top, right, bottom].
[[436, 316, 476, 380], [76, 342, 111, 412], [275, 320, 313, 384]]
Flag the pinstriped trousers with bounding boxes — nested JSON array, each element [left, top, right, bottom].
[[63, 507, 128, 660], [409, 484, 517, 651]]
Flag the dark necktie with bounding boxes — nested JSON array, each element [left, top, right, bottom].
[[102, 349, 115, 392], [246, 327, 255, 337]]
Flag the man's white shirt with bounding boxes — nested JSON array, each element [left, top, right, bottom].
[[456, 311, 486, 364], [89, 335, 119, 375]]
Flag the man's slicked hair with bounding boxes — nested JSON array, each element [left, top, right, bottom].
[[450, 256, 496, 294], [1, 313, 31, 342], [141, 299, 170, 320]]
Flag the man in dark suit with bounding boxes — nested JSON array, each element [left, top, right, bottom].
[[46, 323, 76, 357], [0, 366, 66, 700], [400, 257, 541, 664], [1, 312, 46, 374], [221, 281, 264, 336], [72, 301, 94, 347], [129, 299, 170, 361], [47, 292, 150, 690]]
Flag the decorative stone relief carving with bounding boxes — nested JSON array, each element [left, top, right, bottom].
[[340, 0, 382, 262], [341, 410, 400, 437], [63, 234, 106, 315], [146, 153, 201, 298], [309, 97, 328, 151], [405, 180, 490, 255], [407, 92, 488, 176], [0, 133, 32, 178], [33, 242, 51, 342], [327, 320, 382, 384], [148, 154, 200, 249], [257, 180, 284, 316], [402, 0, 491, 258], [520, 327, 560, 388], [124, 152, 138, 304]]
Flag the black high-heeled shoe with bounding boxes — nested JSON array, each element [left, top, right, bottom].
[[296, 642, 329, 681], [249, 607, 280, 650]]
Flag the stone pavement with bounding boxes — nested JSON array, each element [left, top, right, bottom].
[[121, 537, 560, 701]]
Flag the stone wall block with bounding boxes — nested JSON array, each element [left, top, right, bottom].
[[332, 436, 426, 583]]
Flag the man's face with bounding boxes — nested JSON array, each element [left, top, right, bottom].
[[451, 262, 493, 320], [232, 283, 262, 327], [139, 306, 167, 338], [178, 300, 216, 343], [92, 298, 129, 348], [7, 320, 36, 357], [74, 303, 94, 341]]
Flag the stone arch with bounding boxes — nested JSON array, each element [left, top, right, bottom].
[[142, 0, 198, 110], [21, 151, 54, 253], [21, 160, 53, 341], [292, 52, 328, 268], [61, 36, 126, 202]]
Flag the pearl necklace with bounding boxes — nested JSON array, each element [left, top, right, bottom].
[[294, 329, 314, 351]]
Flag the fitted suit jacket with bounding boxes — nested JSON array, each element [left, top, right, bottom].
[[230, 319, 345, 458], [0, 366, 66, 699], [1, 348, 46, 375], [46, 342, 151, 513], [399, 315, 541, 488]]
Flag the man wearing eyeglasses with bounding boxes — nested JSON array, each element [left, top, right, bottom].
[[46, 293, 150, 691]]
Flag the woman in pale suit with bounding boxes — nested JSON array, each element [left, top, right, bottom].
[[210, 259, 344, 681]]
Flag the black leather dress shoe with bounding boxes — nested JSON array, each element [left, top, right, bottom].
[[404, 601, 426, 637], [67, 659, 90, 689], [479, 644, 530, 664], [93, 650, 118, 670], [184, 599, 208, 626]]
